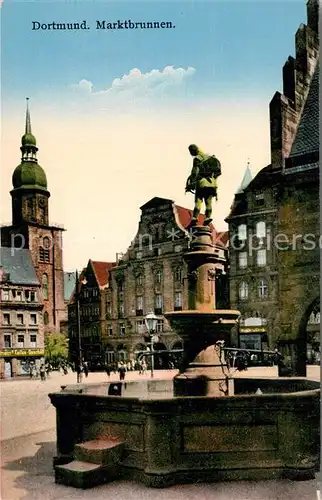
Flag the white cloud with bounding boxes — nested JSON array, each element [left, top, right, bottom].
[[71, 66, 196, 98]]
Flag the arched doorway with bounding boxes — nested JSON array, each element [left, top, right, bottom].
[[153, 342, 167, 369], [296, 296, 320, 375], [117, 344, 128, 363], [305, 298, 320, 364], [105, 344, 116, 366]]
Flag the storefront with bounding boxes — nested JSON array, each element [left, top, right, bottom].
[[0, 349, 45, 378], [239, 318, 268, 353]]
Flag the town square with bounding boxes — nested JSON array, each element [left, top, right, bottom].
[[0, 0, 320, 498]]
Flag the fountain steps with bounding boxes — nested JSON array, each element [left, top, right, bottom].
[[55, 439, 125, 489]]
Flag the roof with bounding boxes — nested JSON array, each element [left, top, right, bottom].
[[90, 260, 116, 288], [64, 272, 77, 301], [140, 197, 173, 210], [290, 63, 319, 158], [236, 164, 253, 193], [0, 247, 39, 285]]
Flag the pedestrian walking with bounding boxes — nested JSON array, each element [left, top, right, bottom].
[[83, 361, 89, 378], [39, 364, 46, 381], [105, 364, 111, 378], [118, 362, 126, 381]]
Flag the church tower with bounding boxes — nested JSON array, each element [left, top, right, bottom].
[[11, 98, 50, 226], [1, 100, 66, 333]]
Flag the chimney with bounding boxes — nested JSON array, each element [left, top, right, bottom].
[[307, 0, 319, 33]]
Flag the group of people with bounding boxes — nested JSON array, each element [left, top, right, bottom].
[[29, 363, 52, 381]]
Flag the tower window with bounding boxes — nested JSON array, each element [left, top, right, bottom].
[[42, 274, 49, 300], [43, 311, 49, 325], [39, 238, 50, 263]]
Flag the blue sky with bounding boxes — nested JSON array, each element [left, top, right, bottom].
[[1, 1, 310, 269], [2, 1, 306, 105]]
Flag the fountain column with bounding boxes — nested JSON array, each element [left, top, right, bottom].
[[165, 225, 240, 397]]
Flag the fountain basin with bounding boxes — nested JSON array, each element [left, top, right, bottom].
[[165, 309, 240, 342], [49, 377, 319, 488]]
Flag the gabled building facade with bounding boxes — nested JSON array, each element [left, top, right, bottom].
[[0, 248, 45, 378], [103, 197, 229, 367], [226, 0, 319, 375]]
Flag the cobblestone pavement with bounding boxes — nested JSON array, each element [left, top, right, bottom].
[[0, 366, 320, 499]]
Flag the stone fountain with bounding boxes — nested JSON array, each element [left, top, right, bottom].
[[49, 148, 319, 489], [166, 224, 240, 397]]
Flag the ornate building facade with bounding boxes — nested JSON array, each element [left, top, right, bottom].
[[0, 248, 45, 378], [1, 101, 66, 334], [68, 197, 229, 367], [226, 0, 319, 375]]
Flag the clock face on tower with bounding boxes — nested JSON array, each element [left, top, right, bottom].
[[38, 198, 45, 208]]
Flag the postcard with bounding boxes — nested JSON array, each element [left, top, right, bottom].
[[1, 1, 320, 499]]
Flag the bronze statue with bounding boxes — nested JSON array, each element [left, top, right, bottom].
[[185, 144, 221, 226]]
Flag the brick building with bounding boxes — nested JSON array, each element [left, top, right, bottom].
[[1, 101, 66, 334], [68, 197, 228, 367], [68, 260, 116, 369], [0, 247, 45, 378], [226, 0, 319, 375]]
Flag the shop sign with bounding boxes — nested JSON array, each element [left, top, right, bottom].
[[239, 327, 266, 333], [0, 349, 44, 358]]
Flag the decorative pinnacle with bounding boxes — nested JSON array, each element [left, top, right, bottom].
[[25, 97, 32, 135]]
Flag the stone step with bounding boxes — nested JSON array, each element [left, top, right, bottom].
[[55, 460, 108, 489], [74, 438, 125, 466]]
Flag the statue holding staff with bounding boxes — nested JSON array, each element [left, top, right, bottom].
[[185, 144, 221, 226]]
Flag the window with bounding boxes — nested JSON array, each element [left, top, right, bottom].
[[108, 327, 113, 336], [119, 323, 126, 336], [255, 191, 265, 206], [256, 221, 266, 238], [16, 291, 22, 302], [239, 281, 249, 300], [30, 335, 37, 347], [174, 292, 182, 310], [174, 245, 182, 253], [238, 224, 247, 241], [3, 314, 10, 325], [30, 314, 37, 325], [30, 291, 36, 302], [154, 247, 162, 257], [42, 274, 48, 300], [4, 335, 11, 348], [256, 249, 267, 267], [39, 247, 50, 263], [136, 251, 142, 260], [17, 335, 24, 348], [136, 274, 143, 286], [155, 294, 163, 313], [136, 320, 145, 334], [136, 296, 143, 315], [2, 290, 9, 301], [258, 279, 268, 299], [238, 252, 247, 269], [156, 319, 164, 333], [43, 311, 49, 325], [174, 268, 182, 282], [119, 302, 124, 317], [155, 269, 162, 284], [106, 302, 112, 317], [17, 314, 24, 325]]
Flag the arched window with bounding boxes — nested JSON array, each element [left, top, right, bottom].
[[155, 269, 162, 284], [43, 311, 49, 325], [238, 281, 248, 300], [258, 279, 268, 299], [42, 273, 48, 299], [174, 268, 182, 282], [256, 221, 266, 238], [136, 274, 143, 286]]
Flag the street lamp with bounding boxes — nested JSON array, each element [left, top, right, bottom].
[[72, 270, 87, 383], [145, 312, 158, 378]]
